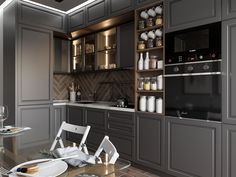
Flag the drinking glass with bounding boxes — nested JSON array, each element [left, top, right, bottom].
[[0, 106, 8, 129]]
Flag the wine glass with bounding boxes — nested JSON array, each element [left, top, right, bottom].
[[0, 106, 8, 129]]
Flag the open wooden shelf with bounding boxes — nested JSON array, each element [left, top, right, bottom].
[[137, 46, 163, 52], [137, 24, 163, 33], [137, 90, 163, 93], [136, 68, 163, 73]]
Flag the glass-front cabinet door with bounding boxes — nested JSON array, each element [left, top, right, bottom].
[[96, 28, 117, 70], [72, 38, 84, 72], [85, 34, 96, 71]]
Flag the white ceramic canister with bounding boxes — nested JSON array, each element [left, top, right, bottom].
[[157, 60, 163, 69], [139, 96, 147, 112], [156, 98, 163, 114], [147, 96, 155, 112], [157, 75, 163, 90], [70, 91, 76, 102]]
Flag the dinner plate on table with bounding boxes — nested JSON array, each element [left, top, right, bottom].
[[0, 126, 31, 135], [9, 159, 68, 177]]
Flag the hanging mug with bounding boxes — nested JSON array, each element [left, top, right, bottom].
[[147, 8, 156, 17], [155, 29, 162, 37], [140, 32, 148, 41], [155, 5, 163, 14], [148, 30, 156, 39], [140, 11, 149, 19]]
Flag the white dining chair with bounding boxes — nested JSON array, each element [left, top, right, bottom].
[[94, 136, 119, 164], [50, 121, 91, 154]]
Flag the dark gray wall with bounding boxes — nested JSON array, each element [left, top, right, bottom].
[[0, 9, 3, 105]]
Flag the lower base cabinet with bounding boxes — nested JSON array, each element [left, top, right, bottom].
[[166, 117, 221, 177], [135, 113, 164, 170], [222, 124, 236, 177], [17, 105, 53, 148], [52, 105, 66, 138]]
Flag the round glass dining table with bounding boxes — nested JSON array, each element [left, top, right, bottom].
[[0, 129, 130, 177]]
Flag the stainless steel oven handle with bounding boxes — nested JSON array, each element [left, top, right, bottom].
[[164, 72, 221, 77]]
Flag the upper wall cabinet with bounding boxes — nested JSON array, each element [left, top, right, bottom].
[[18, 2, 67, 33], [86, 0, 108, 25], [108, 0, 134, 17], [165, 0, 221, 32], [136, 0, 156, 7], [222, 0, 236, 20], [68, 7, 86, 32]]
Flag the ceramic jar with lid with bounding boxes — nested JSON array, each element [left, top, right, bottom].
[[138, 41, 145, 50], [138, 20, 145, 30], [156, 97, 163, 114], [147, 96, 155, 112], [146, 18, 154, 27], [155, 16, 163, 25], [139, 96, 147, 112], [157, 75, 163, 90], [138, 78, 144, 90], [150, 77, 157, 90], [156, 37, 162, 47], [149, 55, 157, 69], [144, 77, 151, 90]]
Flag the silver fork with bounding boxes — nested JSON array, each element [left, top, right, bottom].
[[0, 166, 12, 176]]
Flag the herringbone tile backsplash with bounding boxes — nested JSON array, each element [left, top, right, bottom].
[[53, 70, 134, 104]]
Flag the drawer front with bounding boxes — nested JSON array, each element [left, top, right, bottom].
[[85, 108, 106, 130], [107, 111, 134, 124]]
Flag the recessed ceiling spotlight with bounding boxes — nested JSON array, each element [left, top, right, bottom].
[[55, 0, 64, 2]]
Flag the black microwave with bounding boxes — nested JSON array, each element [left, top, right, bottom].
[[165, 22, 221, 64]]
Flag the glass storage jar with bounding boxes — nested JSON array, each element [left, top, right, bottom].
[[138, 20, 145, 30], [155, 16, 163, 25], [138, 41, 146, 50], [149, 55, 157, 69], [146, 18, 154, 27], [156, 37, 163, 47], [138, 78, 144, 90], [144, 77, 151, 90], [147, 39, 154, 48], [150, 77, 157, 90]]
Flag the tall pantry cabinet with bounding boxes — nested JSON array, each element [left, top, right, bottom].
[[3, 0, 66, 148]]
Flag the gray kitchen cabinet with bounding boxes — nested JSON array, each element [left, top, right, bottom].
[[18, 1, 66, 33], [165, 117, 221, 177], [52, 105, 66, 138], [17, 25, 53, 105], [222, 19, 236, 124], [84, 108, 107, 150], [135, 113, 164, 170], [165, 0, 221, 32], [86, 0, 108, 25], [66, 106, 85, 143], [107, 110, 135, 160], [17, 105, 53, 148], [54, 37, 71, 74], [108, 0, 134, 17], [117, 22, 134, 68], [222, 124, 236, 177], [136, 0, 156, 7], [222, 0, 236, 20], [68, 7, 86, 32]]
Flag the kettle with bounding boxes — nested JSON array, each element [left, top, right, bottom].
[[116, 97, 128, 108]]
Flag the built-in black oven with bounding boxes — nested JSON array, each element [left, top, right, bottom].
[[165, 22, 222, 121]]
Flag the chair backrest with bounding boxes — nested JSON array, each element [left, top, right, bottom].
[[94, 136, 119, 164], [50, 121, 91, 154]]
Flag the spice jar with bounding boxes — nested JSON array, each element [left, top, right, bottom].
[[155, 16, 163, 25], [147, 39, 154, 48], [149, 55, 157, 69], [138, 20, 145, 30], [151, 77, 157, 90], [156, 37, 163, 47], [138, 78, 144, 90], [146, 18, 154, 27], [144, 77, 151, 90], [138, 41, 146, 50]]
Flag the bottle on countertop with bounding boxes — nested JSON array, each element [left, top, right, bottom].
[[138, 53, 144, 70], [76, 85, 81, 101], [144, 52, 150, 70]]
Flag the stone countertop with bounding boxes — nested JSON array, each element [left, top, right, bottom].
[[53, 100, 135, 113]]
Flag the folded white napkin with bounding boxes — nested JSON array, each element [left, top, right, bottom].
[[54, 147, 96, 167]]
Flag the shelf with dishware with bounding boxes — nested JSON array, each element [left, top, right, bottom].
[[134, 0, 165, 115]]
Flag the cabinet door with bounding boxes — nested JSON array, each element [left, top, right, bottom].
[[68, 8, 86, 32], [18, 25, 52, 105], [108, 0, 134, 17], [136, 0, 156, 7], [117, 22, 134, 68], [84, 108, 107, 150], [136, 113, 164, 170], [18, 2, 66, 32], [165, 0, 221, 32], [222, 19, 236, 124], [222, 0, 236, 20], [17, 105, 52, 148], [166, 117, 221, 177], [52, 105, 66, 138], [54, 38, 70, 74], [86, 0, 108, 25], [222, 124, 236, 177], [66, 106, 84, 143]]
